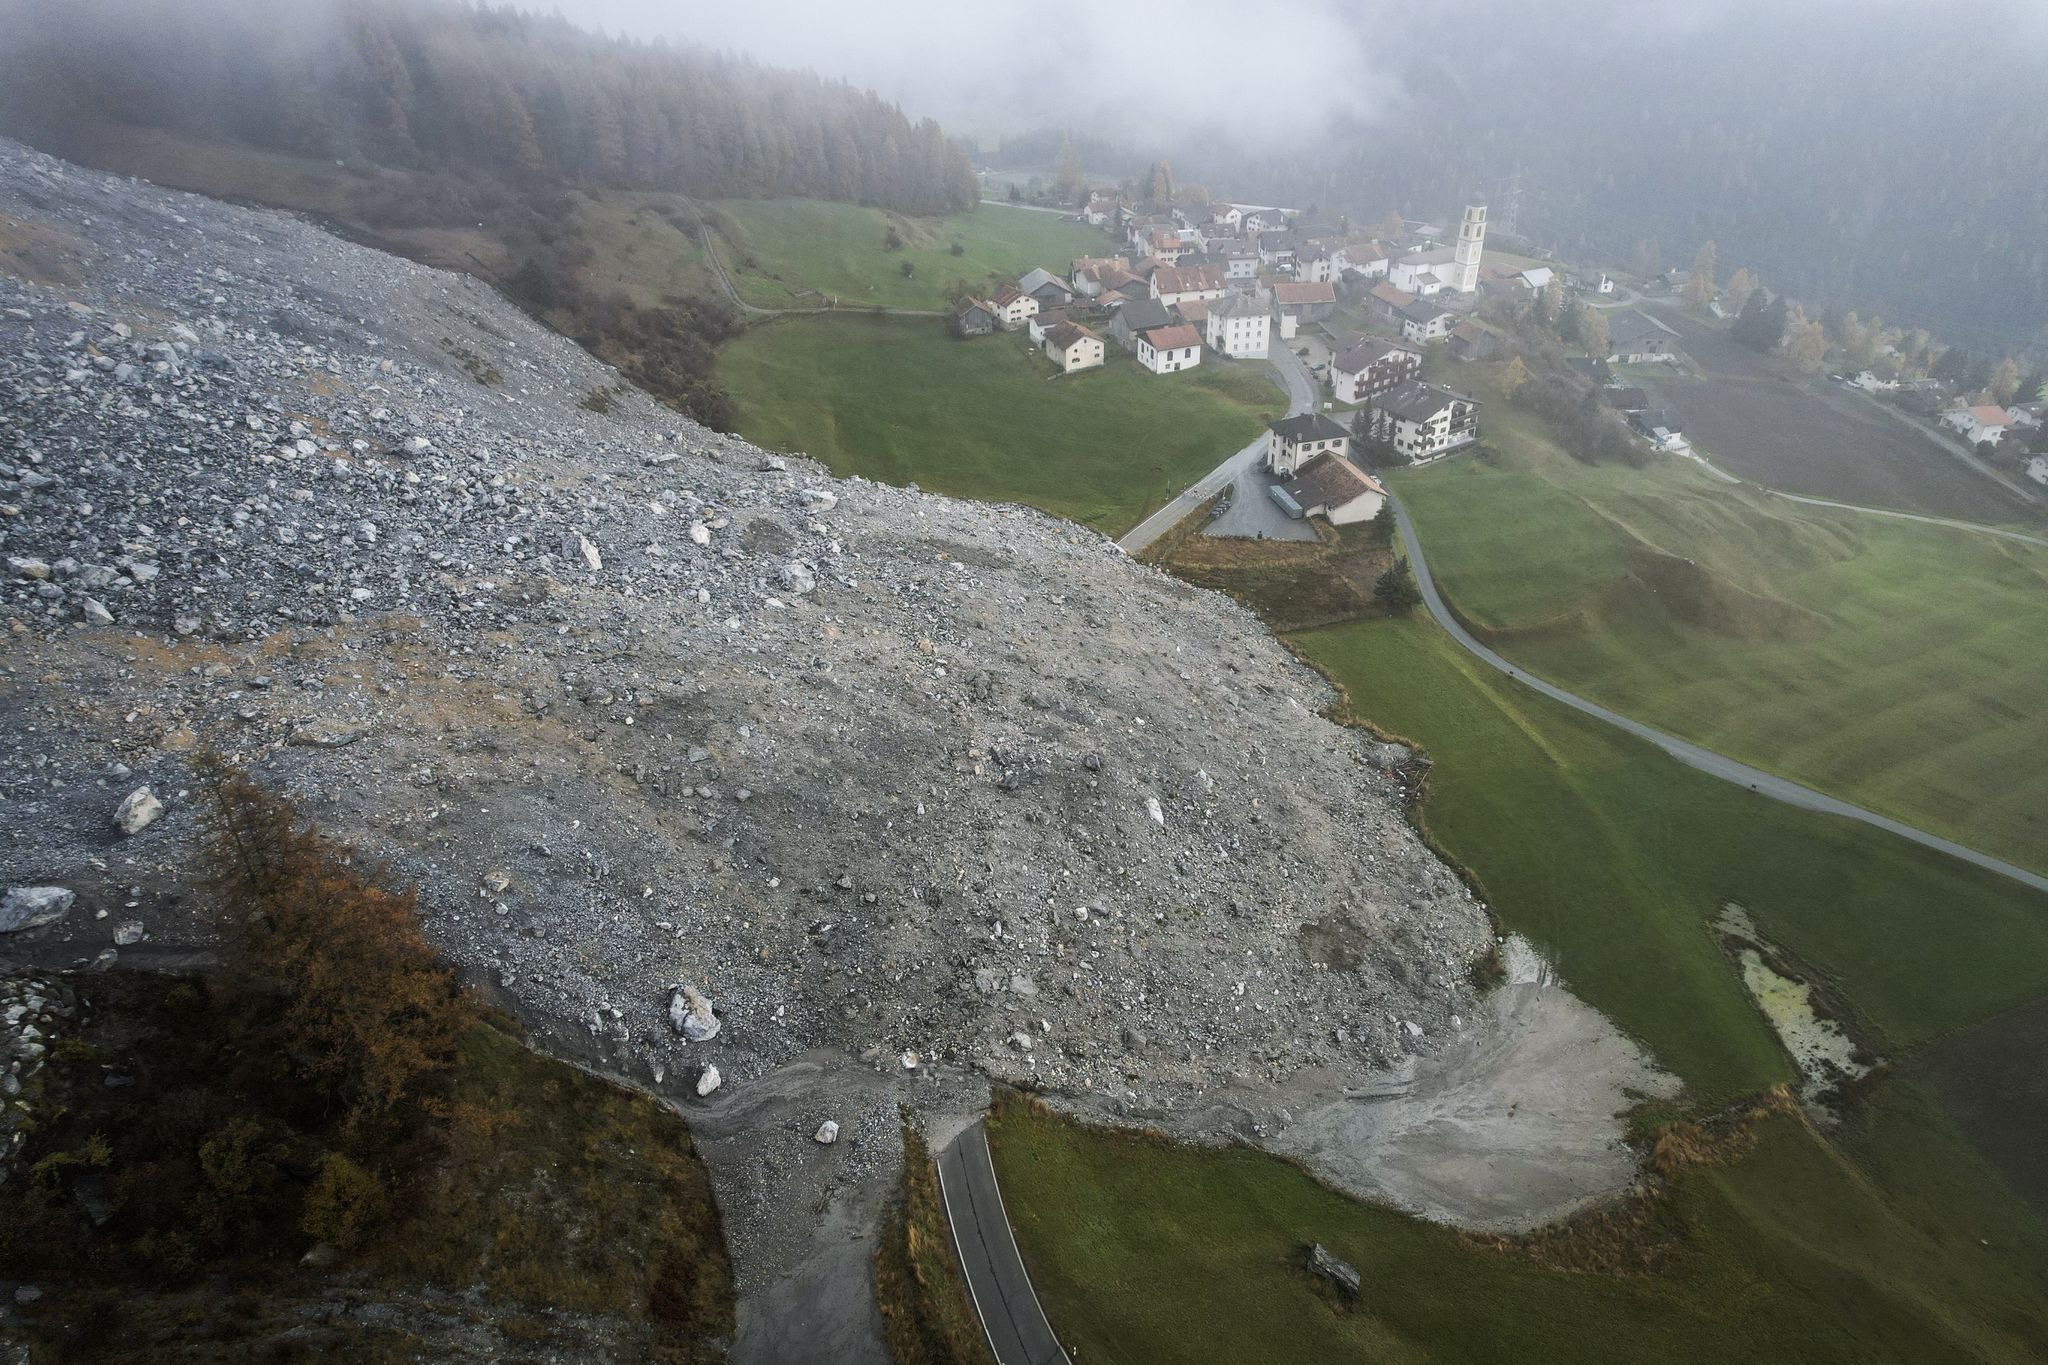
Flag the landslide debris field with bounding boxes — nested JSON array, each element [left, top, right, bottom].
[[0, 141, 1504, 1305]]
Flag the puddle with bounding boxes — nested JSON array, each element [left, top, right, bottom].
[[1717, 905, 1877, 1114]]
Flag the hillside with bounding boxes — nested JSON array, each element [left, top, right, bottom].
[[0, 140, 1533, 1354]]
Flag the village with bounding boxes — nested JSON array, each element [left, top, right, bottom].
[[953, 183, 2048, 534], [951, 189, 1710, 533]]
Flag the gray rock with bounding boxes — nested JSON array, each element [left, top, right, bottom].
[[779, 560, 816, 595], [81, 597, 115, 626], [695, 1064, 723, 1096], [113, 921, 145, 947], [668, 985, 721, 1042], [813, 1120, 840, 1145], [113, 785, 163, 835], [0, 887, 75, 932], [1307, 1242, 1361, 1300]]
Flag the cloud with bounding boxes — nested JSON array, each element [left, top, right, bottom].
[[548, 0, 1400, 144]]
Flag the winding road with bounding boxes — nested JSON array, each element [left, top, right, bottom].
[[1117, 342, 1319, 553], [1389, 497, 2048, 895]]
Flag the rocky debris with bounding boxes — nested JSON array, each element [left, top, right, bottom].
[[0, 137, 1496, 1291], [0, 887, 74, 932], [669, 986, 721, 1043], [112, 786, 163, 836], [0, 973, 75, 1180], [813, 1120, 840, 1146], [113, 921, 145, 946], [695, 1064, 723, 1097], [1306, 1242, 1362, 1300]]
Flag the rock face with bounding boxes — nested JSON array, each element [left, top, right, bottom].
[[0, 887, 74, 933], [0, 138, 1500, 1284]]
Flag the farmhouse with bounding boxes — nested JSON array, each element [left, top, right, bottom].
[[1042, 320, 1106, 373], [1628, 408, 1687, 450], [990, 285, 1039, 330], [954, 298, 997, 337], [1265, 412, 1352, 476], [1020, 267, 1075, 308], [1206, 288, 1273, 359], [1941, 404, 2014, 445], [1271, 452, 1388, 525], [1364, 381, 1480, 462], [1368, 281, 1417, 321], [1027, 308, 1072, 344], [1343, 242, 1391, 281], [1084, 193, 1118, 225], [1330, 338, 1423, 404], [1107, 298, 1175, 350], [1272, 280, 1338, 339], [1151, 263, 1228, 307], [1604, 310, 1680, 364], [1137, 324, 1204, 375], [1448, 320, 1501, 360], [1144, 227, 1190, 263], [1295, 241, 1347, 283], [1400, 300, 1457, 344]]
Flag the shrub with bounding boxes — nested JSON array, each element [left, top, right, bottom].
[[301, 1152, 389, 1251], [1375, 559, 1423, 614]]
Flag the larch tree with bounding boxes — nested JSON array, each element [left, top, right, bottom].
[[1683, 240, 1718, 310]]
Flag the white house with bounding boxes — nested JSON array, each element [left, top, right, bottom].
[[1265, 412, 1352, 475], [1517, 266, 1555, 291], [1150, 263, 1228, 308], [1271, 452, 1387, 526], [1042, 320, 1106, 374], [2026, 455, 2048, 486], [989, 285, 1038, 330], [1137, 324, 1204, 375], [1330, 339, 1423, 405], [1851, 368, 1902, 393], [1215, 241, 1261, 281], [1206, 288, 1273, 359], [1295, 241, 1348, 284], [1364, 381, 1480, 462], [1389, 247, 1458, 296], [1208, 203, 1244, 233], [1084, 193, 1118, 226], [1941, 404, 2015, 446], [1399, 300, 1457, 344], [1345, 242, 1391, 281], [1255, 231, 1301, 271]]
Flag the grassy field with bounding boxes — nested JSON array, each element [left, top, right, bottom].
[[1389, 361, 2048, 874], [992, 1081, 2048, 1365], [1294, 614, 2048, 1103], [719, 314, 1283, 534], [1644, 310, 2040, 527], [709, 197, 1108, 311]]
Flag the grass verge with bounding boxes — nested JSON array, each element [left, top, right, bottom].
[[874, 1120, 997, 1365]]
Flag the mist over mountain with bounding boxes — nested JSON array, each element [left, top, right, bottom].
[[537, 0, 2048, 355]]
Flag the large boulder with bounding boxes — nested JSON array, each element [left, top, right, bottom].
[[113, 786, 163, 836], [668, 985, 721, 1042], [0, 887, 75, 933]]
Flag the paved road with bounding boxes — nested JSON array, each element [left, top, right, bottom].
[[1118, 344, 1320, 553], [1390, 498, 2048, 895], [936, 1120, 1071, 1365]]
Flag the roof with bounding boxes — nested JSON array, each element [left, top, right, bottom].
[[1115, 299, 1174, 332], [1072, 255, 1125, 273], [1374, 380, 1472, 424], [1154, 264, 1226, 295], [1397, 247, 1457, 267], [1211, 290, 1272, 320], [1333, 339, 1419, 375], [1272, 281, 1337, 307], [991, 285, 1028, 307], [1044, 320, 1101, 352], [1949, 404, 2014, 426], [1400, 299, 1453, 324], [1369, 282, 1416, 309], [1283, 452, 1385, 511], [1142, 324, 1203, 351], [1270, 412, 1351, 443], [1606, 310, 1676, 346], [1176, 298, 1211, 324], [956, 298, 994, 317], [1601, 386, 1650, 410], [1215, 240, 1259, 257]]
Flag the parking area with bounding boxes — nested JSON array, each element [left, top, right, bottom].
[[1204, 468, 1319, 541]]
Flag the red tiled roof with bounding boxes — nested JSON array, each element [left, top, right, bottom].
[[1044, 320, 1101, 351], [1273, 281, 1336, 306], [1143, 324, 1203, 351]]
